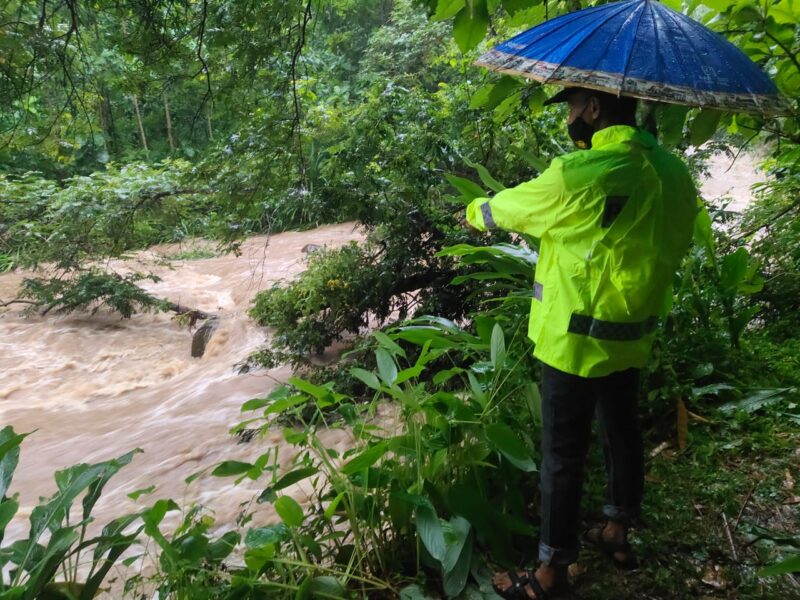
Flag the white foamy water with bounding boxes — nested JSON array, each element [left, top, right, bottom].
[[0, 223, 363, 544], [699, 150, 763, 210]]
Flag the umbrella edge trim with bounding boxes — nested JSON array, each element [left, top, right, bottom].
[[474, 51, 793, 116]]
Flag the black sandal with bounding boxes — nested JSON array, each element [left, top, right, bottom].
[[582, 526, 639, 570], [491, 570, 571, 600]]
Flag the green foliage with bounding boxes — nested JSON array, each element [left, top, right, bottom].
[[1, 0, 799, 596], [0, 427, 143, 600], [18, 271, 163, 318], [230, 315, 541, 597]]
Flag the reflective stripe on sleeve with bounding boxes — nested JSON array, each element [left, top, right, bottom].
[[480, 201, 496, 229], [533, 282, 543, 301]]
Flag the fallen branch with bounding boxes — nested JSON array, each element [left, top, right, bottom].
[[162, 301, 213, 328], [0, 298, 39, 308], [722, 512, 739, 562], [734, 482, 757, 530]]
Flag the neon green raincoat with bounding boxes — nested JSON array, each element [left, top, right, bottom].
[[466, 125, 698, 377]]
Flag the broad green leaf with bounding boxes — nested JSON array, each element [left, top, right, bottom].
[[503, 0, 539, 15], [469, 83, 496, 109], [720, 248, 749, 292], [701, 0, 737, 9], [658, 104, 689, 147], [82, 448, 140, 523], [396, 364, 425, 384], [264, 395, 308, 415], [244, 543, 275, 571], [719, 388, 795, 414], [376, 348, 398, 385], [494, 91, 521, 119], [245, 524, 288, 547], [324, 491, 346, 519], [261, 466, 319, 503], [373, 330, 407, 357], [289, 376, 332, 402], [484, 76, 523, 112], [211, 461, 254, 477], [468, 371, 487, 408], [464, 157, 506, 192], [415, 502, 446, 561], [775, 60, 800, 96], [758, 555, 800, 576], [309, 575, 348, 599], [689, 109, 723, 146], [127, 485, 156, 500], [693, 204, 715, 255], [351, 367, 381, 390], [207, 531, 240, 563], [0, 498, 19, 533], [441, 517, 473, 596], [432, 0, 466, 20], [445, 174, 486, 201], [489, 323, 506, 369], [400, 584, 438, 600], [485, 423, 537, 471], [433, 367, 463, 385], [274, 495, 305, 528], [341, 441, 389, 474], [0, 426, 27, 500], [527, 85, 548, 113], [510, 146, 548, 172], [241, 397, 270, 412], [453, 1, 489, 53]]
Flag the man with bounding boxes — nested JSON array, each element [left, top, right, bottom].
[[464, 87, 699, 599]]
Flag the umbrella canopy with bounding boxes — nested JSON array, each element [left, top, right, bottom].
[[475, 0, 790, 116]]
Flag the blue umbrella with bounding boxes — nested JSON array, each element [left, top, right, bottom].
[[475, 0, 790, 115]]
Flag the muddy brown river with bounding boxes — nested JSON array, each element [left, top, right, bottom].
[[0, 223, 363, 545]]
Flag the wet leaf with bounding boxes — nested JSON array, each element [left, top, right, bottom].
[[485, 423, 536, 472], [453, 0, 488, 53], [274, 496, 304, 528], [341, 441, 389, 475], [690, 109, 723, 147], [211, 461, 253, 477]]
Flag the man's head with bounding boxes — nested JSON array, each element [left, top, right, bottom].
[[545, 87, 638, 149]]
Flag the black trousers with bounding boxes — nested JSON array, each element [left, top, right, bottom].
[[538, 363, 644, 566]]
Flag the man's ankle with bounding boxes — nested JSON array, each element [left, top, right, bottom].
[[603, 520, 628, 543], [536, 564, 568, 587]]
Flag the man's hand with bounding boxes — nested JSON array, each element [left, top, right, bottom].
[[458, 212, 479, 232]]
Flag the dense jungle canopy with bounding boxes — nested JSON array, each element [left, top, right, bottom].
[[0, 0, 799, 598]]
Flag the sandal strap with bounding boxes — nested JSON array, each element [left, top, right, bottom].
[[500, 571, 531, 600]]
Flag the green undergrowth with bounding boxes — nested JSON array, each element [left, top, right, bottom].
[[574, 400, 800, 600]]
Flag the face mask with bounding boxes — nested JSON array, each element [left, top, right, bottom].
[[567, 102, 594, 149]]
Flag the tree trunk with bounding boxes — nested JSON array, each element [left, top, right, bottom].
[[98, 86, 117, 157], [163, 91, 175, 152], [131, 95, 149, 155], [206, 100, 213, 141]]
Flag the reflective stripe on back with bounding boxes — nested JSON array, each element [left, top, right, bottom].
[[568, 313, 658, 341]]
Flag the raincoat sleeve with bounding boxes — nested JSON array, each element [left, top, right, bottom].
[[465, 159, 565, 237]]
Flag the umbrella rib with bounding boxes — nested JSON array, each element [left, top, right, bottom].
[[653, 6, 704, 108], [541, 2, 634, 86], [685, 15, 763, 111], [495, 6, 621, 76], [618, 0, 649, 95]]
